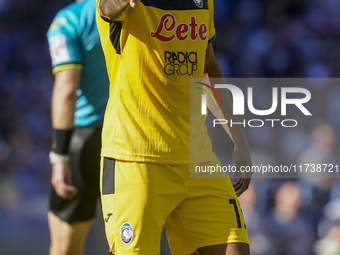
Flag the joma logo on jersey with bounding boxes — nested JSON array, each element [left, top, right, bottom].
[[151, 14, 207, 42], [164, 51, 198, 75]]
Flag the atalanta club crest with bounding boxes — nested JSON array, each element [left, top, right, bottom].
[[120, 222, 133, 244], [193, 0, 203, 8]]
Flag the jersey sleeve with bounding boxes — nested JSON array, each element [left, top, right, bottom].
[[47, 10, 83, 74], [208, 0, 216, 44]]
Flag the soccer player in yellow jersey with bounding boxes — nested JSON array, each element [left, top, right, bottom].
[[97, 0, 252, 254]]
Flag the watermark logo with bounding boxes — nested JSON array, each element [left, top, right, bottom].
[[197, 82, 312, 128], [196, 82, 222, 114]]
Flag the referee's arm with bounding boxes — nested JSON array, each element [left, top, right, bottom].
[[50, 69, 81, 200], [52, 69, 80, 130]]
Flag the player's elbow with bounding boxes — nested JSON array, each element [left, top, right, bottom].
[[204, 57, 221, 78], [204, 61, 214, 75]]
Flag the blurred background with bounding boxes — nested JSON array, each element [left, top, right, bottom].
[[1, 0, 340, 254]]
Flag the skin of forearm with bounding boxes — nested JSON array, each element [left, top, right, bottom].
[[51, 70, 80, 129], [206, 92, 233, 141], [101, 0, 132, 21], [205, 60, 248, 147]]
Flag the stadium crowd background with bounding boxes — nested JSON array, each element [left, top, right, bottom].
[[0, 0, 340, 254]]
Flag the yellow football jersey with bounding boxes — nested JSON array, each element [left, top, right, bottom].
[[96, 0, 217, 163]]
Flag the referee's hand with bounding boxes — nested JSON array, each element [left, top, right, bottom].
[[51, 162, 78, 200]]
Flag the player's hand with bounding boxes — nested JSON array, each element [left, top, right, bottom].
[[232, 142, 252, 197], [129, 0, 141, 8], [51, 162, 78, 200]]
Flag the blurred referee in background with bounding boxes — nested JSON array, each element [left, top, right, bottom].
[[46, 0, 109, 254]]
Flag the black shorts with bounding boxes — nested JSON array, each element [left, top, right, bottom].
[[49, 127, 102, 223]]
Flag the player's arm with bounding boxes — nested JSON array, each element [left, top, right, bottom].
[[100, 0, 140, 21], [203, 75, 233, 139], [204, 43, 252, 197], [50, 68, 81, 200]]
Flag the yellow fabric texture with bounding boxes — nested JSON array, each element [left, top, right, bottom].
[[96, 0, 217, 163], [100, 158, 249, 255]]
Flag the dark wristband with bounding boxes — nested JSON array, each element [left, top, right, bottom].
[[52, 129, 74, 155]]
